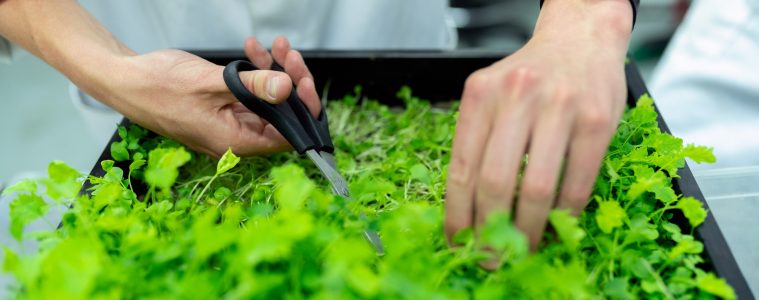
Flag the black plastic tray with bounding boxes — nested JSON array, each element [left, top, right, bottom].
[[81, 51, 752, 299]]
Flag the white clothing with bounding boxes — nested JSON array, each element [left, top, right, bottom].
[[0, 0, 455, 59], [651, 0, 759, 169]]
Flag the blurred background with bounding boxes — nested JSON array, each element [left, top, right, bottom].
[[0, 0, 757, 295]]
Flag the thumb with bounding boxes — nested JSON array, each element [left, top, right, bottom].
[[239, 70, 293, 104]]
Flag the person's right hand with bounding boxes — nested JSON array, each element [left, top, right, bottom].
[[443, 0, 633, 261], [91, 36, 320, 157]]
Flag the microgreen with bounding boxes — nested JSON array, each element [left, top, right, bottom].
[[2, 88, 734, 299]]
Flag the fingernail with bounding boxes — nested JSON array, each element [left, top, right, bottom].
[[267, 76, 280, 100]]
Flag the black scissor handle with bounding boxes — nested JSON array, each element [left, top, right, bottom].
[[223, 60, 333, 154]]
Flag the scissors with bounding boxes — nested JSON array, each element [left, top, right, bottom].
[[223, 60, 384, 255]]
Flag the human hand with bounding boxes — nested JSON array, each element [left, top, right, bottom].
[[98, 36, 319, 157], [444, 0, 633, 261]]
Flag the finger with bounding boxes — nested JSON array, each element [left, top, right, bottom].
[[515, 92, 573, 251], [283, 49, 314, 85], [474, 69, 535, 269], [244, 37, 273, 70], [473, 69, 538, 226], [474, 100, 532, 269], [233, 124, 291, 156], [271, 36, 290, 67], [444, 70, 497, 243], [557, 109, 615, 216], [226, 103, 291, 156], [238, 70, 293, 103], [296, 77, 322, 117]]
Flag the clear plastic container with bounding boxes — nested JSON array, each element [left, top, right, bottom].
[[693, 166, 759, 296]]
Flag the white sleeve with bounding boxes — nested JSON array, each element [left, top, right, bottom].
[[0, 37, 12, 63]]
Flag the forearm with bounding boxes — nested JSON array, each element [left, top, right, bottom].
[[534, 0, 633, 61], [0, 0, 134, 102]]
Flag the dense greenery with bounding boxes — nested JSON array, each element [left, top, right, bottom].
[[2, 87, 734, 299]]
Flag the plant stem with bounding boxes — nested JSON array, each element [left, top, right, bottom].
[[196, 174, 218, 203]]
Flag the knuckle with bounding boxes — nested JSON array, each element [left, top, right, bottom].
[[501, 66, 538, 91], [549, 85, 576, 108], [447, 154, 475, 188], [477, 167, 510, 197], [520, 179, 554, 201], [463, 70, 490, 100], [565, 190, 591, 208], [580, 109, 613, 130]]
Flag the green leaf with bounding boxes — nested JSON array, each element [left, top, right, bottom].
[[117, 125, 128, 139], [1, 89, 726, 299], [2, 247, 19, 274], [628, 94, 658, 126], [144, 147, 191, 190], [110, 140, 129, 161], [677, 197, 707, 227], [101, 160, 114, 171], [697, 272, 736, 300], [626, 166, 668, 201], [129, 158, 147, 172], [669, 235, 703, 258], [213, 187, 232, 200], [216, 147, 240, 175], [409, 163, 432, 185], [596, 200, 626, 234], [682, 144, 716, 164], [92, 182, 123, 212], [43, 161, 82, 200], [624, 214, 659, 243], [271, 164, 314, 211], [2, 179, 37, 196], [9, 193, 48, 240], [603, 278, 632, 300], [479, 212, 528, 261], [548, 209, 585, 249], [39, 237, 105, 298]]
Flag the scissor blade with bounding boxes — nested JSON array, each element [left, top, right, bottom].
[[305, 150, 349, 197], [363, 230, 385, 256], [319, 151, 339, 175], [305, 149, 384, 255]]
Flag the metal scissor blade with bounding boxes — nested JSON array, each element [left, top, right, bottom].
[[305, 150, 349, 197], [305, 149, 385, 255]]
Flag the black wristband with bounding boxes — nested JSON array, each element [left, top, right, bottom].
[[539, 0, 639, 29]]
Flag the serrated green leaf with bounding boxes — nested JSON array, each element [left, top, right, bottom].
[[44, 161, 82, 200], [682, 144, 716, 164], [479, 211, 528, 261], [596, 200, 626, 234], [697, 272, 736, 300], [2, 179, 37, 196], [627, 166, 668, 201], [92, 182, 123, 212], [676, 197, 707, 227], [548, 209, 585, 249], [9, 193, 48, 240], [669, 235, 703, 258]]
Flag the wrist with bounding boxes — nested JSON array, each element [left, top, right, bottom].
[[533, 0, 632, 57]]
